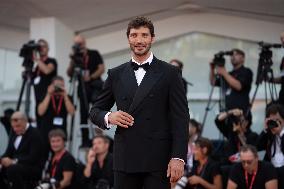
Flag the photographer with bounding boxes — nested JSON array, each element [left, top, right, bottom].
[[215, 108, 258, 163], [40, 129, 76, 189], [32, 39, 58, 126], [83, 135, 113, 189], [210, 49, 253, 113], [270, 32, 284, 106], [67, 35, 105, 147], [257, 103, 284, 189], [170, 59, 188, 94], [38, 76, 75, 160]]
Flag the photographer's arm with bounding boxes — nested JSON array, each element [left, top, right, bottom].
[[36, 60, 55, 75], [90, 64, 105, 80], [38, 85, 53, 116], [217, 68, 242, 91], [58, 171, 73, 189], [66, 60, 74, 77], [209, 62, 216, 86], [63, 94, 75, 116]]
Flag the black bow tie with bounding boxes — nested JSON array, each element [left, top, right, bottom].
[[131, 62, 150, 71]]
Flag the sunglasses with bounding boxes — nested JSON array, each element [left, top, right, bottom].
[[10, 118, 24, 122], [241, 159, 254, 165]]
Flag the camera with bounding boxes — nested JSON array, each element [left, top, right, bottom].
[[230, 114, 242, 124], [213, 50, 233, 67], [71, 43, 84, 68], [20, 40, 41, 60], [258, 41, 282, 49], [267, 119, 279, 130], [54, 85, 63, 93], [35, 178, 57, 189], [94, 179, 111, 189]]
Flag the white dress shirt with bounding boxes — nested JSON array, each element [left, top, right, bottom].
[[271, 128, 284, 167], [14, 124, 29, 150]]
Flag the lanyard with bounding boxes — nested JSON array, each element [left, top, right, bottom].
[[83, 54, 89, 69], [51, 95, 64, 116], [51, 150, 66, 177], [244, 168, 257, 189]]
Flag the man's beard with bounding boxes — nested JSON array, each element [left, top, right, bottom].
[[131, 44, 151, 57]]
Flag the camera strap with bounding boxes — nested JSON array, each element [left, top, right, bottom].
[[51, 150, 66, 177], [51, 95, 64, 116]]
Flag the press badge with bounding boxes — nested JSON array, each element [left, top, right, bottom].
[[34, 76, 41, 85], [53, 117, 63, 126]]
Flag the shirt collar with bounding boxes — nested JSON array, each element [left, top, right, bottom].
[[131, 52, 153, 65]]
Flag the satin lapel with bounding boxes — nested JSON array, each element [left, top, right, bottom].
[[121, 61, 138, 100], [128, 57, 163, 114]]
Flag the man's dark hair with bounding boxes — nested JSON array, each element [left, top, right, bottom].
[[189, 118, 201, 134], [93, 135, 110, 144], [240, 144, 258, 158], [49, 129, 67, 141], [195, 137, 213, 156], [126, 16, 155, 37], [170, 59, 184, 70], [52, 75, 64, 83], [266, 103, 284, 118], [232, 48, 245, 57]]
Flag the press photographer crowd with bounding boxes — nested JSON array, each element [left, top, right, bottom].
[[0, 17, 284, 189]]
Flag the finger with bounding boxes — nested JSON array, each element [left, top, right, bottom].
[[171, 167, 177, 182], [120, 114, 134, 126], [120, 111, 134, 121], [167, 164, 171, 178], [117, 117, 132, 126], [115, 121, 129, 128]]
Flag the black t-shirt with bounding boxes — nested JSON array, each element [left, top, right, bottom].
[[33, 57, 57, 103], [226, 66, 253, 112], [279, 57, 284, 105], [86, 153, 114, 188], [216, 65, 253, 112], [229, 161, 277, 189], [186, 159, 220, 189], [48, 151, 76, 189], [39, 95, 72, 136]]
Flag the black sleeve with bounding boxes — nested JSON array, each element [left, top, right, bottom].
[[62, 154, 76, 172], [94, 50, 103, 64], [228, 163, 242, 185], [89, 69, 115, 129], [211, 162, 221, 177], [257, 131, 271, 151], [263, 162, 278, 183], [237, 68, 253, 91], [169, 67, 190, 160], [215, 116, 230, 138], [2, 135, 15, 158], [47, 58, 58, 74]]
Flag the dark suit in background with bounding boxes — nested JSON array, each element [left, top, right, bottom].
[[89, 56, 190, 188], [1, 126, 43, 189]]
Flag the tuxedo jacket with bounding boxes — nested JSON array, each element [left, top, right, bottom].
[[2, 126, 43, 168], [89, 57, 190, 173]]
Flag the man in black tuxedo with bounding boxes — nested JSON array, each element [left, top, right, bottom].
[[0, 111, 43, 189], [89, 16, 190, 189]]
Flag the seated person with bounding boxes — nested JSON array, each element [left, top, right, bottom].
[[187, 119, 201, 171], [38, 75, 75, 161], [0, 111, 43, 189], [186, 137, 222, 189], [227, 145, 278, 189], [41, 129, 76, 189], [215, 108, 258, 163], [83, 135, 113, 189]]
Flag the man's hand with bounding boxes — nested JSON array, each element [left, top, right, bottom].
[[229, 108, 243, 117], [1, 157, 13, 167], [87, 149, 96, 165], [108, 110, 134, 128], [188, 175, 201, 185], [216, 66, 227, 76], [167, 159, 184, 183], [47, 84, 55, 95]]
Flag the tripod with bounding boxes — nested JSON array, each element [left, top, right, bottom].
[[68, 65, 94, 151], [248, 47, 278, 116], [16, 58, 34, 119]]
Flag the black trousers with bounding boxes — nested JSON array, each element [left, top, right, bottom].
[[1, 164, 41, 189], [114, 171, 170, 189]]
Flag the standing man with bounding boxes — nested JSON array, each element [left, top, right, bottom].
[[89, 16, 189, 189], [67, 35, 105, 147], [209, 49, 253, 113]]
